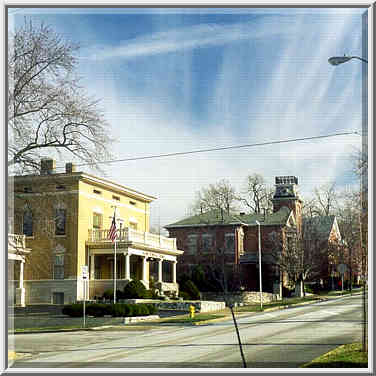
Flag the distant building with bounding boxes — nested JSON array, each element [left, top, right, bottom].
[[166, 176, 343, 295], [12, 159, 183, 305]]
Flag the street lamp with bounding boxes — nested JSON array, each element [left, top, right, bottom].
[[255, 220, 263, 310], [328, 55, 368, 65], [329, 53, 368, 352]]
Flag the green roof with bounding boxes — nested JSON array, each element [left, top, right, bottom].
[[165, 206, 291, 228], [302, 215, 336, 240]]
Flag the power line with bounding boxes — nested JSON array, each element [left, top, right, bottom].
[[54, 131, 360, 171]]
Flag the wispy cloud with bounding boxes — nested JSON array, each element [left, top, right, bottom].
[[84, 18, 296, 61]]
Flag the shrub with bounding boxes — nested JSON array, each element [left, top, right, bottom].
[[123, 304, 134, 317], [62, 303, 83, 317], [146, 304, 157, 315], [62, 302, 156, 318], [180, 280, 200, 300], [102, 289, 114, 300], [123, 280, 148, 299], [179, 291, 191, 300], [86, 303, 107, 317], [111, 304, 125, 317]]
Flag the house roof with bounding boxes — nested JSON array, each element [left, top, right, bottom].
[[302, 215, 336, 241], [165, 206, 292, 229], [12, 171, 157, 202]]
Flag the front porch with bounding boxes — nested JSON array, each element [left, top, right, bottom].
[[85, 228, 183, 298], [8, 234, 31, 307]]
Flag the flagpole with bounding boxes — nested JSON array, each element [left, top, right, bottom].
[[111, 206, 117, 305], [114, 232, 117, 304]]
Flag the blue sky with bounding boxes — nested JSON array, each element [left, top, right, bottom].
[[9, 7, 367, 228]]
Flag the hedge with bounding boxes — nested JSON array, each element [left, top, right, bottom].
[[62, 303, 157, 318]]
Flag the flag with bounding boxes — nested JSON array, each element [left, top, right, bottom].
[[108, 212, 117, 242]]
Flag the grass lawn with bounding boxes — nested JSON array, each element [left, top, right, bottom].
[[159, 313, 226, 324], [302, 343, 368, 368]]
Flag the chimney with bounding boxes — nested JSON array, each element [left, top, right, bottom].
[[65, 162, 76, 174], [40, 158, 56, 175]]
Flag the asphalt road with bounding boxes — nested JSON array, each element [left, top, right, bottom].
[[11, 294, 366, 369]]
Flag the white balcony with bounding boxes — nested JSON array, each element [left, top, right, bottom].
[[8, 234, 26, 250], [87, 227, 177, 251]]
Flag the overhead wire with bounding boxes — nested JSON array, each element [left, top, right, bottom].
[[53, 130, 360, 171]]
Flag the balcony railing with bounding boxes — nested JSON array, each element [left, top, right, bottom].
[[88, 227, 177, 250], [8, 234, 26, 249]]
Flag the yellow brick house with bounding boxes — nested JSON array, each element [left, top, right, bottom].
[[12, 158, 183, 305]]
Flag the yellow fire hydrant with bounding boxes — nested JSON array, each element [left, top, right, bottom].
[[189, 305, 195, 319]]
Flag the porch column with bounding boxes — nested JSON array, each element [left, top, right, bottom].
[[19, 260, 25, 307], [172, 260, 177, 284], [125, 253, 130, 280], [142, 256, 147, 281], [19, 260, 24, 289], [90, 253, 95, 280], [158, 259, 163, 283]]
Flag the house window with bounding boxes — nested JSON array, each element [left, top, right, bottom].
[[55, 209, 66, 235], [202, 234, 213, 252], [53, 254, 64, 280], [93, 213, 102, 229], [112, 195, 120, 201], [23, 187, 32, 193], [130, 222, 138, 231], [187, 234, 198, 254], [93, 189, 102, 195], [56, 185, 66, 190], [225, 233, 235, 253], [23, 209, 33, 237], [130, 201, 136, 206]]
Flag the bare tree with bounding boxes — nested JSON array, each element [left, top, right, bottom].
[[8, 19, 112, 174], [237, 173, 273, 214], [313, 182, 338, 216], [190, 179, 237, 215], [269, 218, 327, 296], [336, 189, 363, 289]]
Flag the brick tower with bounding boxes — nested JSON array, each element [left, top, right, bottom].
[[272, 176, 302, 231]]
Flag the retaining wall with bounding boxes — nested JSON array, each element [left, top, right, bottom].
[[201, 291, 280, 305]]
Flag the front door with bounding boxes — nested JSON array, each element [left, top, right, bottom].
[[53, 292, 64, 304]]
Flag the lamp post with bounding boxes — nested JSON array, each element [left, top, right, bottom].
[[255, 220, 263, 310], [329, 54, 367, 352]]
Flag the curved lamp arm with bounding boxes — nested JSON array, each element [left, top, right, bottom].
[[328, 56, 368, 65]]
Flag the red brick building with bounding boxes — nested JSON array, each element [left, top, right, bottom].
[[166, 176, 343, 294]]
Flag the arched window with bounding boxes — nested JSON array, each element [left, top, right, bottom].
[[23, 209, 33, 236]]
